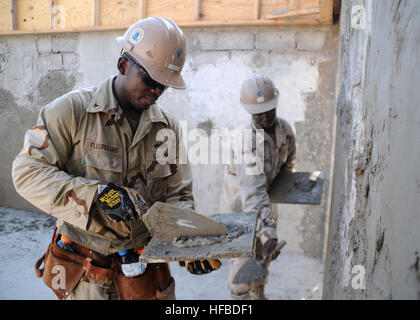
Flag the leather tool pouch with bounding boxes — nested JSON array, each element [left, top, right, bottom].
[[34, 236, 114, 300], [35, 235, 174, 300], [113, 262, 174, 300]]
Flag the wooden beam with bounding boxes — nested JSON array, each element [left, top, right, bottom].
[[10, 0, 17, 30], [195, 0, 201, 21], [49, 0, 53, 29], [139, 0, 147, 19], [319, 0, 334, 24], [287, 0, 301, 10], [333, 0, 341, 16], [264, 7, 319, 20], [254, 0, 260, 20], [0, 16, 323, 36], [93, 0, 100, 26]]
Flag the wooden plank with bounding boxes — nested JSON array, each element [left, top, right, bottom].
[[49, 0, 52, 28], [0, 16, 322, 35], [139, 212, 257, 263], [319, 0, 334, 24], [0, 1, 10, 32], [269, 171, 324, 204], [200, 0, 254, 21], [93, 0, 100, 26], [195, 0, 201, 21], [100, 0, 139, 26], [139, 0, 147, 19], [1, 0, 333, 34], [333, 0, 341, 15], [9, 0, 17, 30], [264, 6, 319, 19], [51, 0, 92, 29], [287, 0, 301, 10], [261, 0, 318, 19], [254, 0, 260, 20], [261, 0, 290, 18], [147, 0, 195, 23], [17, 0, 51, 30], [180, 17, 321, 25]]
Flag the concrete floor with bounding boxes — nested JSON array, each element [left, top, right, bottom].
[[0, 206, 324, 300]]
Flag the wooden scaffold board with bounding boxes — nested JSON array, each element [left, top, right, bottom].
[[0, 0, 337, 35]]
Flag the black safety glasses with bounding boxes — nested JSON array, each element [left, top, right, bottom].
[[122, 53, 167, 92]]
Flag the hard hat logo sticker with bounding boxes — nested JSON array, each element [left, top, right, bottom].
[[130, 28, 144, 44], [175, 49, 183, 59], [256, 90, 265, 102]]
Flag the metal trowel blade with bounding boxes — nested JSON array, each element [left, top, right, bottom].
[[232, 259, 268, 284], [232, 240, 287, 284], [142, 202, 228, 241]]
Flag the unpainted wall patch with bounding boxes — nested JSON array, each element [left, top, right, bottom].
[[0, 89, 18, 115], [36, 71, 77, 106]]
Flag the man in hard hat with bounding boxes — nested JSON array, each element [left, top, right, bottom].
[[220, 75, 296, 300], [12, 17, 220, 300]]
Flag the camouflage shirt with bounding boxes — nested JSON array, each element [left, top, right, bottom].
[[219, 117, 296, 245], [12, 76, 194, 255]]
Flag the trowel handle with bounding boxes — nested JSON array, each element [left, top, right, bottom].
[[277, 240, 287, 251], [134, 193, 150, 215], [263, 239, 287, 264]]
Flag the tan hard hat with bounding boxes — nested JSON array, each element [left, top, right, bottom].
[[117, 17, 186, 89], [240, 75, 279, 114]]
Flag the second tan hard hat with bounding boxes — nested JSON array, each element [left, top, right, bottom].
[[240, 75, 279, 114], [117, 17, 186, 89]]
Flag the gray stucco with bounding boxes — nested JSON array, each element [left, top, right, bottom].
[[323, 0, 420, 299]]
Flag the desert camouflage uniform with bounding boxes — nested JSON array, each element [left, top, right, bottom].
[[12, 76, 194, 299], [219, 117, 296, 299]]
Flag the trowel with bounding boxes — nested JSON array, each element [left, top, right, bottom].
[[142, 202, 228, 241], [232, 240, 287, 284], [269, 171, 324, 204], [139, 211, 258, 263]]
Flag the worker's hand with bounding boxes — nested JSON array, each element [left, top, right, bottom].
[[179, 259, 221, 275], [262, 239, 287, 262], [97, 183, 148, 222]]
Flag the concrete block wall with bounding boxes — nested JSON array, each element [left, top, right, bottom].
[[0, 24, 339, 258]]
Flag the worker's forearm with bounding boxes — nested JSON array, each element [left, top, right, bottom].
[[12, 154, 99, 230]]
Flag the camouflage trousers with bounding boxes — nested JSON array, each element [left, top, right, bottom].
[[227, 238, 272, 300], [219, 197, 279, 300]]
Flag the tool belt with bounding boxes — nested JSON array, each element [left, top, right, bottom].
[[34, 234, 173, 300]]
